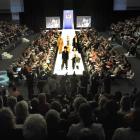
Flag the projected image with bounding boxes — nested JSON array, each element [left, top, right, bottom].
[[46, 17, 60, 28], [77, 16, 91, 28], [63, 10, 74, 29]]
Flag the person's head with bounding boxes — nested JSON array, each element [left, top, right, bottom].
[[78, 128, 99, 140], [0, 96, 3, 109], [73, 96, 87, 112], [98, 95, 108, 109], [73, 47, 76, 52], [15, 100, 29, 124], [51, 101, 62, 113], [0, 107, 15, 133], [64, 46, 67, 51], [31, 98, 39, 110], [45, 109, 60, 131], [23, 114, 47, 140], [7, 96, 17, 113], [79, 103, 93, 127], [120, 96, 131, 112], [38, 93, 46, 104]]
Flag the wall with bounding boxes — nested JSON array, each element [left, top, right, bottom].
[[127, 0, 140, 8], [0, 0, 10, 10]]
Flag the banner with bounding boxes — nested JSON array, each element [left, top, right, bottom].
[[63, 10, 74, 29]]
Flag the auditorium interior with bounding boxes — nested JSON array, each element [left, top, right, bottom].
[[0, 0, 140, 140]]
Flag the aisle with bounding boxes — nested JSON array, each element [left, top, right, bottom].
[[53, 29, 85, 75]]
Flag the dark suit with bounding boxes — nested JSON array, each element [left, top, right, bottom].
[[73, 37, 81, 53], [61, 50, 69, 69]]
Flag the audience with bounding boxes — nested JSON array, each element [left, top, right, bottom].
[[111, 16, 140, 56], [0, 17, 139, 140], [0, 21, 31, 51], [0, 83, 140, 140]]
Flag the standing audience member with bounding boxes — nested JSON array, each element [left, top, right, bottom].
[[0, 108, 15, 138], [15, 100, 29, 124], [67, 103, 105, 140], [38, 93, 50, 116], [23, 114, 47, 140], [112, 109, 140, 140], [7, 96, 17, 114]]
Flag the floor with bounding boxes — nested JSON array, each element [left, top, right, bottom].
[[53, 29, 85, 75]]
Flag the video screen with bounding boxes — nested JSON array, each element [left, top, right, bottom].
[[77, 16, 91, 28], [46, 17, 60, 28]]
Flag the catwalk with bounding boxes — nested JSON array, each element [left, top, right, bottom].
[[53, 29, 85, 75]]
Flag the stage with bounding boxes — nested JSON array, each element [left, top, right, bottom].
[[53, 29, 85, 75]]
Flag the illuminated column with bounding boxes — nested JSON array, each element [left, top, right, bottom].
[[63, 10, 74, 29], [10, 0, 24, 21]]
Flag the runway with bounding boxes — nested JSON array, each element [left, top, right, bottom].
[[53, 29, 85, 75]]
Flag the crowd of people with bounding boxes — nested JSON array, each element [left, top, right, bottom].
[[6, 29, 60, 94], [0, 80, 140, 140], [0, 17, 139, 140], [110, 16, 140, 56], [76, 28, 134, 86], [0, 21, 31, 51]]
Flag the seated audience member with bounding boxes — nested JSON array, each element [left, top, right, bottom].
[[23, 114, 47, 140], [112, 109, 140, 140], [67, 103, 105, 140], [15, 100, 29, 124]]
